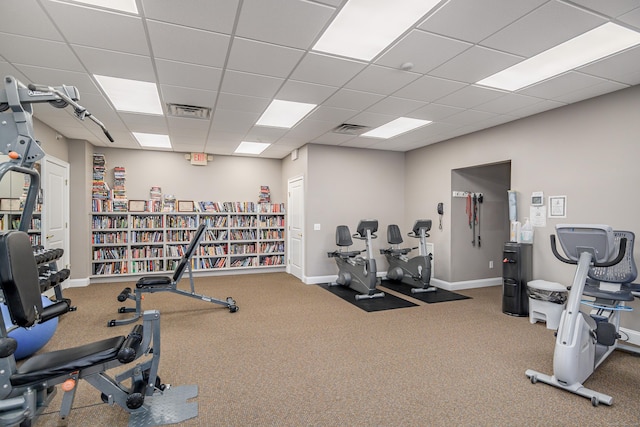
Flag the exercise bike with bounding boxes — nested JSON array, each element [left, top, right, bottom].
[[526, 224, 640, 406], [327, 220, 384, 300], [380, 220, 435, 293]]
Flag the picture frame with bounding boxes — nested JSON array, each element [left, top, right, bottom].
[[548, 195, 567, 218], [128, 200, 146, 212], [178, 200, 195, 212]]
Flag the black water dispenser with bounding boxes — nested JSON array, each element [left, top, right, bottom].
[[502, 242, 532, 316]]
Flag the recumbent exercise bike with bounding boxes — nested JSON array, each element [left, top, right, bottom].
[[380, 220, 435, 293], [327, 220, 384, 300], [526, 224, 640, 406]]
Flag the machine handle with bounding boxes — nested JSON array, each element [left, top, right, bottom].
[[550, 234, 627, 267]]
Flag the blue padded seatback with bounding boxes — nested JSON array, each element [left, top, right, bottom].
[[0, 231, 43, 327], [589, 230, 637, 284], [387, 225, 403, 245], [172, 223, 207, 282], [335, 225, 353, 247]]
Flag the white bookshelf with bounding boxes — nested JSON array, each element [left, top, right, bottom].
[[90, 206, 285, 277]]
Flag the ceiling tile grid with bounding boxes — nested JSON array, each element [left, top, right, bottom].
[[0, 0, 638, 158]]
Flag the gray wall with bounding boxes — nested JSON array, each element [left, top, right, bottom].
[[304, 144, 404, 279]]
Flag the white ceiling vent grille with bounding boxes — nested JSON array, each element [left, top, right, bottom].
[[167, 103, 212, 120], [331, 123, 371, 135]]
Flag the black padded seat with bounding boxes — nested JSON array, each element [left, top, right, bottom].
[[11, 336, 125, 387], [137, 276, 172, 288]]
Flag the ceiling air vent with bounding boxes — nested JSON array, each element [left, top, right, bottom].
[[331, 123, 370, 135], [167, 103, 212, 120]]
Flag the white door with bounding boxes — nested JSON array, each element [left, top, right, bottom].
[[42, 156, 70, 271], [287, 176, 304, 280]]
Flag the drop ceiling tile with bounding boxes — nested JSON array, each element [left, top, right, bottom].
[[0, 34, 84, 72], [509, 99, 565, 118], [220, 70, 284, 98], [119, 113, 168, 133], [620, 7, 640, 28], [311, 132, 357, 146], [419, 0, 548, 43], [0, 60, 28, 82], [345, 65, 421, 96], [147, 20, 230, 68], [480, 1, 606, 57], [156, 60, 223, 92], [376, 30, 472, 74], [519, 71, 612, 99], [73, 45, 155, 82], [365, 97, 427, 116], [0, 0, 64, 41], [216, 93, 271, 114], [442, 109, 497, 126], [552, 79, 628, 103], [244, 127, 288, 143], [569, 0, 639, 17], [160, 85, 217, 109], [429, 46, 523, 83], [211, 109, 260, 133], [226, 38, 305, 78], [236, 0, 335, 49], [435, 85, 505, 109], [290, 53, 367, 87], [408, 103, 465, 121], [41, 1, 149, 55], [474, 93, 545, 114], [393, 75, 466, 102], [141, 0, 240, 33], [323, 89, 385, 110], [578, 46, 640, 85], [167, 116, 210, 137], [347, 111, 395, 128], [306, 106, 358, 123], [276, 80, 337, 104], [284, 120, 336, 139]]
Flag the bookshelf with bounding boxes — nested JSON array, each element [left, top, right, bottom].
[[90, 205, 286, 277], [0, 211, 42, 246]]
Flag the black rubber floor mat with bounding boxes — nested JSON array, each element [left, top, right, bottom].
[[318, 283, 417, 312], [379, 280, 472, 303]]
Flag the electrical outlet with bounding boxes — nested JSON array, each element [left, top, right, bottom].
[[489, 261, 494, 269]]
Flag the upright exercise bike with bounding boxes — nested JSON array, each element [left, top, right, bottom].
[[380, 220, 435, 293], [327, 220, 384, 300], [526, 224, 640, 406]]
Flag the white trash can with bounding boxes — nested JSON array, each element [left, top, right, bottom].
[[527, 280, 567, 330]]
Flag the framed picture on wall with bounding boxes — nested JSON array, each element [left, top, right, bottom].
[[128, 200, 146, 212], [178, 200, 195, 212], [548, 196, 567, 218]]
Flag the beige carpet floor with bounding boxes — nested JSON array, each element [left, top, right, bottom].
[[28, 272, 640, 426]]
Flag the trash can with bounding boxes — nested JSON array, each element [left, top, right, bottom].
[[527, 280, 567, 330]]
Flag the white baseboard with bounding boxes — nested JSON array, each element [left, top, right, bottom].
[[66, 278, 90, 288]]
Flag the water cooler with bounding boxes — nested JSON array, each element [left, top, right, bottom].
[[502, 242, 532, 316]]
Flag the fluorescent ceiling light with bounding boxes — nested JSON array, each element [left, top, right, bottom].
[[477, 23, 640, 91], [313, 0, 442, 61], [361, 117, 432, 139], [59, 0, 138, 14], [235, 141, 271, 155], [132, 132, 172, 149], [94, 75, 163, 115], [256, 100, 316, 128]]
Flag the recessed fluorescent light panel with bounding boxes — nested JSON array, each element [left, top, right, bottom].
[[132, 132, 172, 149], [60, 0, 138, 14], [313, 0, 442, 61], [361, 117, 432, 139], [94, 75, 163, 115], [256, 100, 316, 128], [235, 141, 271, 155], [477, 23, 640, 91]]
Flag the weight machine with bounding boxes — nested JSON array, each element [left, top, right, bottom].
[[0, 75, 197, 425]]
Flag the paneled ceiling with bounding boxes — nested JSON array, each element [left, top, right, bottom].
[[1, 0, 639, 159]]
